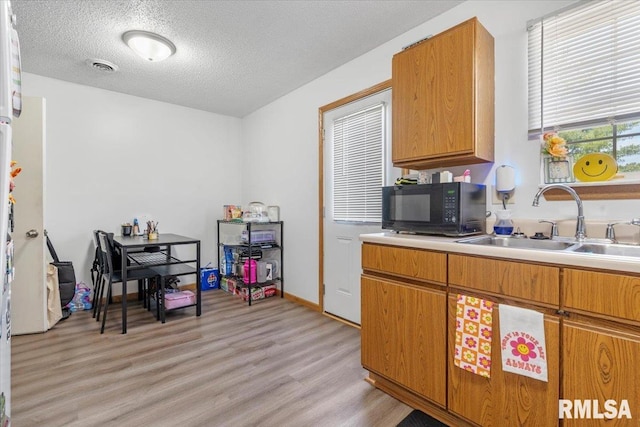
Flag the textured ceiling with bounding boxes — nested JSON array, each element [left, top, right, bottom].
[[12, 0, 462, 118]]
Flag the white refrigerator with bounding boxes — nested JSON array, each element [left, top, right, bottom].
[[0, 0, 22, 424]]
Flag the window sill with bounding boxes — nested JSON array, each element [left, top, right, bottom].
[[539, 180, 640, 201]]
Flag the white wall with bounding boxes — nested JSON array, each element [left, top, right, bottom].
[[23, 73, 243, 287], [241, 0, 640, 305]]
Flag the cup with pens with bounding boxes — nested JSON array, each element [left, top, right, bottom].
[[147, 221, 159, 240]]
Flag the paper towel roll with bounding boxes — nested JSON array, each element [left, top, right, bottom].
[[496, 165, 515, 192]]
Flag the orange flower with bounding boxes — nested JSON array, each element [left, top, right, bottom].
[[542, 132, 568, 158]]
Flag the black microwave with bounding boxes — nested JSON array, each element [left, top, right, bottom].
[[382, 182, 486, 236]]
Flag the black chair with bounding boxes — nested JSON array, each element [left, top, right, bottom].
[[96, 231, 158, 334], [93, 230, 148, 320], [91, 230, 104, 319]]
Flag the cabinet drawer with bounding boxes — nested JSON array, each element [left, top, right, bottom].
[[564, 269, 640, 323], [448, 254, 560, 306], [361, 243, 446, 284]]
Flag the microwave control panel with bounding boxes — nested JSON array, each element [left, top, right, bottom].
[[443, 189, 458, 223]]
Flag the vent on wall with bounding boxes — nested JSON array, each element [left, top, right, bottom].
[[85, 58, 119, 73]]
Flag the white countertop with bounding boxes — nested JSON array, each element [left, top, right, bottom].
[[360, 232, 640, 275]]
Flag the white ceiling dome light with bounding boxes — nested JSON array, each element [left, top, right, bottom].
[[122, 30, 176, 62]]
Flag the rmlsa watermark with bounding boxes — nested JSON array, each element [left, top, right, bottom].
[[559, 399, 632, 419]]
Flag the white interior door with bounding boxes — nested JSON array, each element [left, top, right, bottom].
[[12, 96, 47, 335], [323, 89, 396, 325]]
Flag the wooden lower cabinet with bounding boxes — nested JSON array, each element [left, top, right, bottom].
[[447, 295, 560, 426], [361, 275, 447, 406], [562, 267, 640, 425], [361, 242, 640, 426], [562, 319, 640, 426]]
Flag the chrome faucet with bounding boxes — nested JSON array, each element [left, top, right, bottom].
[[532, 184, 586, 241]]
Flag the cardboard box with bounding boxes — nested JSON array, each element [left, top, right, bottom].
[[220, 277, 237, 294], [237, 283, 277, 302]]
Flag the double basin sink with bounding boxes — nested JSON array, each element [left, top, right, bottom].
[[457, 235, 640, 258]]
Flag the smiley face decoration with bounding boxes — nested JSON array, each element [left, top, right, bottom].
[[573, 153, 618, 182]]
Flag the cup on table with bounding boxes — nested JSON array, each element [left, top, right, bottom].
[[122, 225, 132, 236]]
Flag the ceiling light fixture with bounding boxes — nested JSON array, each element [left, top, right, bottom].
[[122, 30, 176, 62]]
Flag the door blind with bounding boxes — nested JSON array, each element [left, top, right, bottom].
[[528, 0, 640, 137], [332, 103, 384, 222]]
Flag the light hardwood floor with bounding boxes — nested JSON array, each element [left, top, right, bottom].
[[12, 290, 412, 427]]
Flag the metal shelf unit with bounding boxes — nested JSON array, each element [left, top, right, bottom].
[[216, 220, 284, 305]]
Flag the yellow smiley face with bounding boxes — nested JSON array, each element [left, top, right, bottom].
[[573, 153, 618, 182], [517, 344, 530, 355]]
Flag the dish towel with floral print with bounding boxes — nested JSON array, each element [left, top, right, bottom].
[[454, 294, 493, 377], [499, 304, 548, 382]]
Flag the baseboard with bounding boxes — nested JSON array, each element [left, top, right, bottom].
[[323, 311, 360, 329], [284, 292, 320, 312]]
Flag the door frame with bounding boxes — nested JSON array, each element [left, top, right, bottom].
[[317, 79, 392, 317]]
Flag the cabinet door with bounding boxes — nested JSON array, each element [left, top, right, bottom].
[[448, 295, 560, 426], [392, 19, 475, 163], [361, 276, 447, 406], [562, 320, 640, 426]]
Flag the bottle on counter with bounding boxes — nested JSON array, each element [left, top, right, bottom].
[[493, 210, 514, 236]]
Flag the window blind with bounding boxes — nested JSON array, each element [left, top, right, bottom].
[[528, 0, 640, 138], [333, 103, 384, 222]]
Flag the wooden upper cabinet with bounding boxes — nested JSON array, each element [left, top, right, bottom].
[[392, 17, 495, 169]]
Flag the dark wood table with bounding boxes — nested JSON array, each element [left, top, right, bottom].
[[112, 233, 201, 333]]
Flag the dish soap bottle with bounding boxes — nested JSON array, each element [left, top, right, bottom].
[[494, 210, 514, 236]]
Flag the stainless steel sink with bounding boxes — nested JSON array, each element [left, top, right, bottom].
[[457, 235, 640, 259], [570, 243, 640, 257], [456, 235, 575, 251]]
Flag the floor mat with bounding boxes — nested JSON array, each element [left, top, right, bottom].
[[397, 410, 449, 427]]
